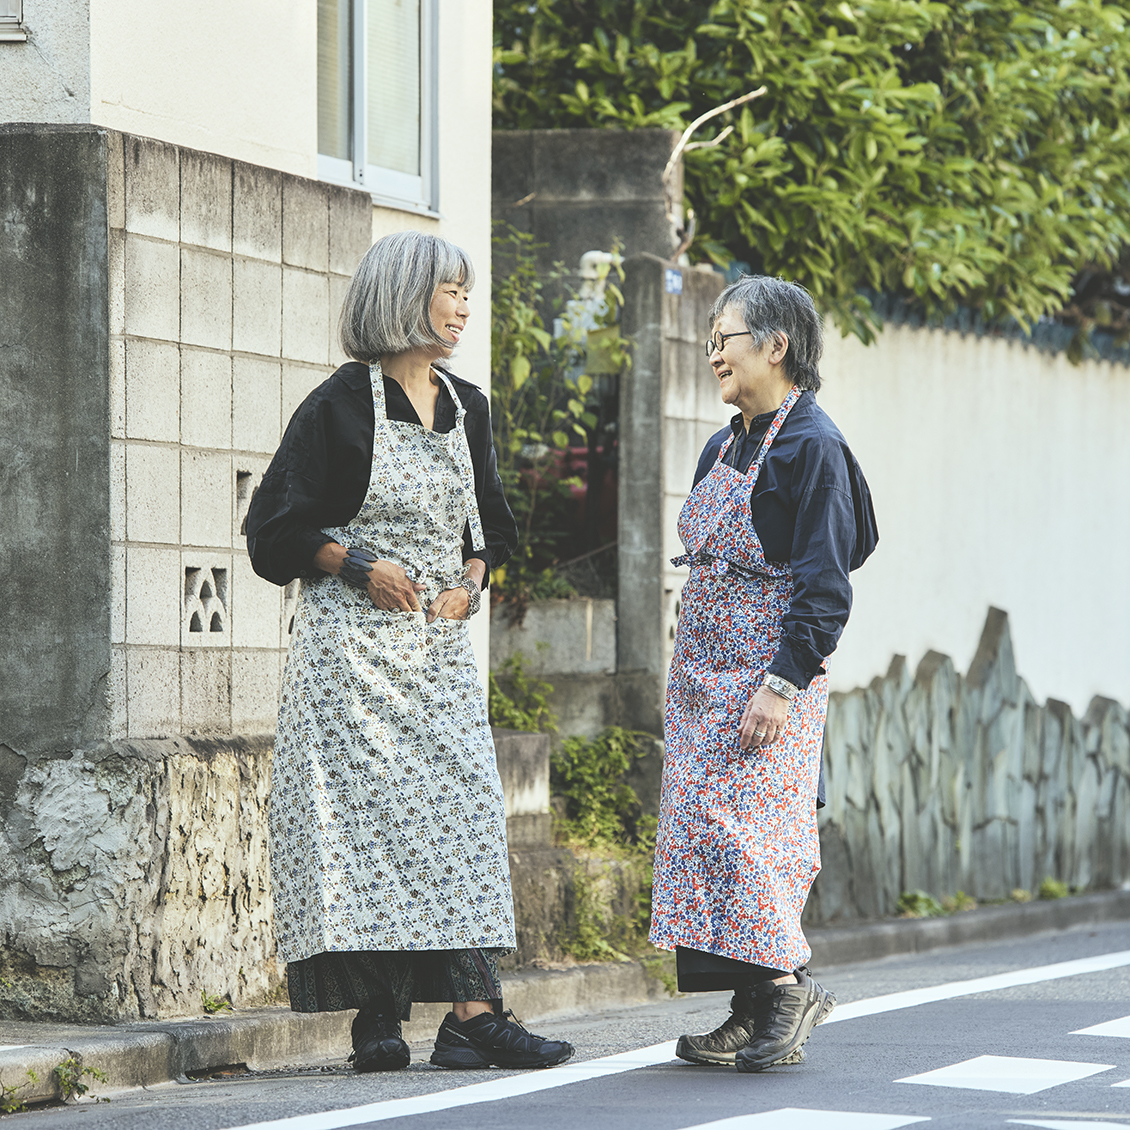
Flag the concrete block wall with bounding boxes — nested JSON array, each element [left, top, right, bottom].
[[107, 132, 373, 741]]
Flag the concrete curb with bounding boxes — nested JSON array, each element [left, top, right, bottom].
[[1, 890, 1127, 1106]]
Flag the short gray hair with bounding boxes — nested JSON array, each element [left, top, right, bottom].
[[339, 231, 475, 362], [709, 275, 823, 392]]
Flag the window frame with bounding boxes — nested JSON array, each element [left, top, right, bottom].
[[316, 0, 439, 216], [0, 0, 28, 42]]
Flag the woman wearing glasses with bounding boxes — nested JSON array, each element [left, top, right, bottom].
[[650, 275, 878, 1073]]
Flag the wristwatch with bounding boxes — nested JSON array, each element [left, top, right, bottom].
[[450, 573, 481, 618], [763, 673, 800, 702]]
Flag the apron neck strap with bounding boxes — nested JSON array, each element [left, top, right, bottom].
[[748, 385, 801, 485]]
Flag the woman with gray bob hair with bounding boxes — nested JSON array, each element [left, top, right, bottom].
[[708, 275, 823, 392], [651, 272, 877, 1074], [247, 230, 573, 1075], [340, 230, 476, 360]]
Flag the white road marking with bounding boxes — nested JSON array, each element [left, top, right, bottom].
[[0, 1045, 33, 1051], [672, 1109, 929, 1129], [825, 950, 1130, 1024], [1010, 1122, 1130, 1129], [217, 947, 1130, 1130], [1111, 1078, 1130, 1087], [896, 1054, 1114, 1094], [1072, 1013, 1130, 1038]]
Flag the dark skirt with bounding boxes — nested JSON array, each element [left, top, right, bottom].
[[286, 948, 505, 1021], [676, 945, 791, 993]]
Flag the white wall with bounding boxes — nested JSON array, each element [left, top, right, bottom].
[[819, 324, 1130, 714], [88, 0, 317, 176], [0, 0, 91, 123]]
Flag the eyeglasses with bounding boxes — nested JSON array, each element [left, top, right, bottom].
[[705, 330, 752, 357]]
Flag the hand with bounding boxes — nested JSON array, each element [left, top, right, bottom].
[[364, 559, 426, 612], [738, 686, 791, 751], [426, 586, 470, 622]]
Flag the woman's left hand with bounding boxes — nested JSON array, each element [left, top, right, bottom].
[[426, 586, 470, 622], [739, 687, 791, 751]]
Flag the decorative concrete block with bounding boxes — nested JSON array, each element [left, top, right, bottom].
[[181, 648, 232, 736], [111, 545, 126, 645], [123, 235, 179, 341], [108, 229, 125, 336], [232, 357, 281, 455], [233, 457, 269, 547], [126, 647, 181, 738], [181, 150, 232, 252], [233, 162, 282, 261], [110, 441, 125, 543], [231, 648, 282, 736], [231, 555, 282, 648], [109, 646, 127, 741], [281, 362, 325, 426], [124, 135, 179, 243], [180, 248, 232, 351], [491, 598, 617, 676], [282, 175, 329, 272], [181, 550, 233, 647], [125, 547, 181, 646], [328, 186, 372, 274], [110, 337, 125, 439], [106, 129, 125, 231], [328, 273, 349, 362], [125, 444, 180, 544], [125, 338, 180, 443], [180, 348, 232, 450], [181, 450, 232, 549], [281, 269, 329, 364], [232, 258, 282, 357]]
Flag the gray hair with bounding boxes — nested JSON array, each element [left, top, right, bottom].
[[339, 231, 475, 361], [709, 275, 823, 391]]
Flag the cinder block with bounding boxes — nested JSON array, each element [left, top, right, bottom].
[[110, 441, 125, 542], [181, 348, 232, 449], [281, 580, 301, 648], [328, 273, 349, 364], [231, 554, 282, 648], [282, 175, 329, 271], [328, 185, 372, 274], [126, 647, 181, 738], [233, 357, 282, 454], [234, 162, 282, 261], [233, 258, 282, 357], [125, 547, 182, 646], [106, 129, 125, 231], [232, 648, 282, 735], [232, 456, 269, 547], [181, 549, 233, 646], [281, 362, 325, 427], [126, 444, 180, 544], [124, 235, 179, 341], [181, 149, 232, 252], [281, 269, 329, 364], [109, 229, 125, 336], [182, 648, 232, 736], [109, 646, 127, 741], [110, 337, 125, 438], [124, 135, 180, 242], [111, 544, 126, 644], [125, 338, 180, 443], [181, 248, 232, 351], [182, 449, 233, 549]]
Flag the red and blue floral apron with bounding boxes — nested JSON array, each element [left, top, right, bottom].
[[649, 385, 827, 973]]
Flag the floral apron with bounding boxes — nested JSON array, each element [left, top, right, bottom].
[[270, 362, 516, 963], [649, 385, 827, 973]]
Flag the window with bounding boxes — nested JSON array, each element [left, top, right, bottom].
[[317, 0, 437, 212], [0, 0, 27, 42]]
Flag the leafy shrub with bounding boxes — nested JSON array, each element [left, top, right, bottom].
[[896, 889, 946, 919], [488, 655, 557, 734]]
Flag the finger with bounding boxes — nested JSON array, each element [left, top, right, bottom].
[[425, 596, 443, 623]]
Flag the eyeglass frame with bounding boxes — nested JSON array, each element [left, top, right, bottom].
[[705, 330, 753, 358]]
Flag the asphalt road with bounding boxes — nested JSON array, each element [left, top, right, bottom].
[[8, 920, 1130, 1130]]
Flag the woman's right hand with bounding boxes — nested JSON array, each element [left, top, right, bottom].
[[313, 543, 425, 611]]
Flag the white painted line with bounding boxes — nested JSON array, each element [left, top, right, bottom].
[[0, 1045, 34, 1051], [1010, 1121, 1130, 1129], [1111, 1078, 1130, 1087], [217, 947, 1130, 1130], [673, 1109, 929, 1130], [826, 950, 1130, 1024], [896, 1054, 1114, 1094], [229, 1041, 679, 1130], [1072, 1013, 1130, 1038]]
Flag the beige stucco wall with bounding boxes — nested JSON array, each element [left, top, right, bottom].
[[0, 0, 91, 123], [819, 324, 1130, 715]]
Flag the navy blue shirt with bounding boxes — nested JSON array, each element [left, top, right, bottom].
[[692, 390, 878, 689]]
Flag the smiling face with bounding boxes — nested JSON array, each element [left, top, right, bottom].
[[429, 280, 471, 353], [708, 305, 791, 419]]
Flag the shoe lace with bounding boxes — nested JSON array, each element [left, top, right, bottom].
[[497, 1009, 549, 1044]]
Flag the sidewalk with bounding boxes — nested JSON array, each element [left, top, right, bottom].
[[2, 889, 1128, 1107]]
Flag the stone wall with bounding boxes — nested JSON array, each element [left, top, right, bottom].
[[807, 608, 1130, 925]]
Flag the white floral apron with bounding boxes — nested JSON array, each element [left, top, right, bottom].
[[269, 362, 515, 963]]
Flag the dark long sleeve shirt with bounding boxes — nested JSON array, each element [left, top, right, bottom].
[[692, 390, 878, 689], [245, 361, 518, 587]]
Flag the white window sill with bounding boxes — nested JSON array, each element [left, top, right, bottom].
[[0, 25, 28, 41], [317, 153, 440, 219]]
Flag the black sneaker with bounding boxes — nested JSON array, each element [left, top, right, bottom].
[[734, 975, 827, 1073], [348, 1000, 410, 1073], [675, 981, 809, 1067], [430, 1009, 575, 1069]]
